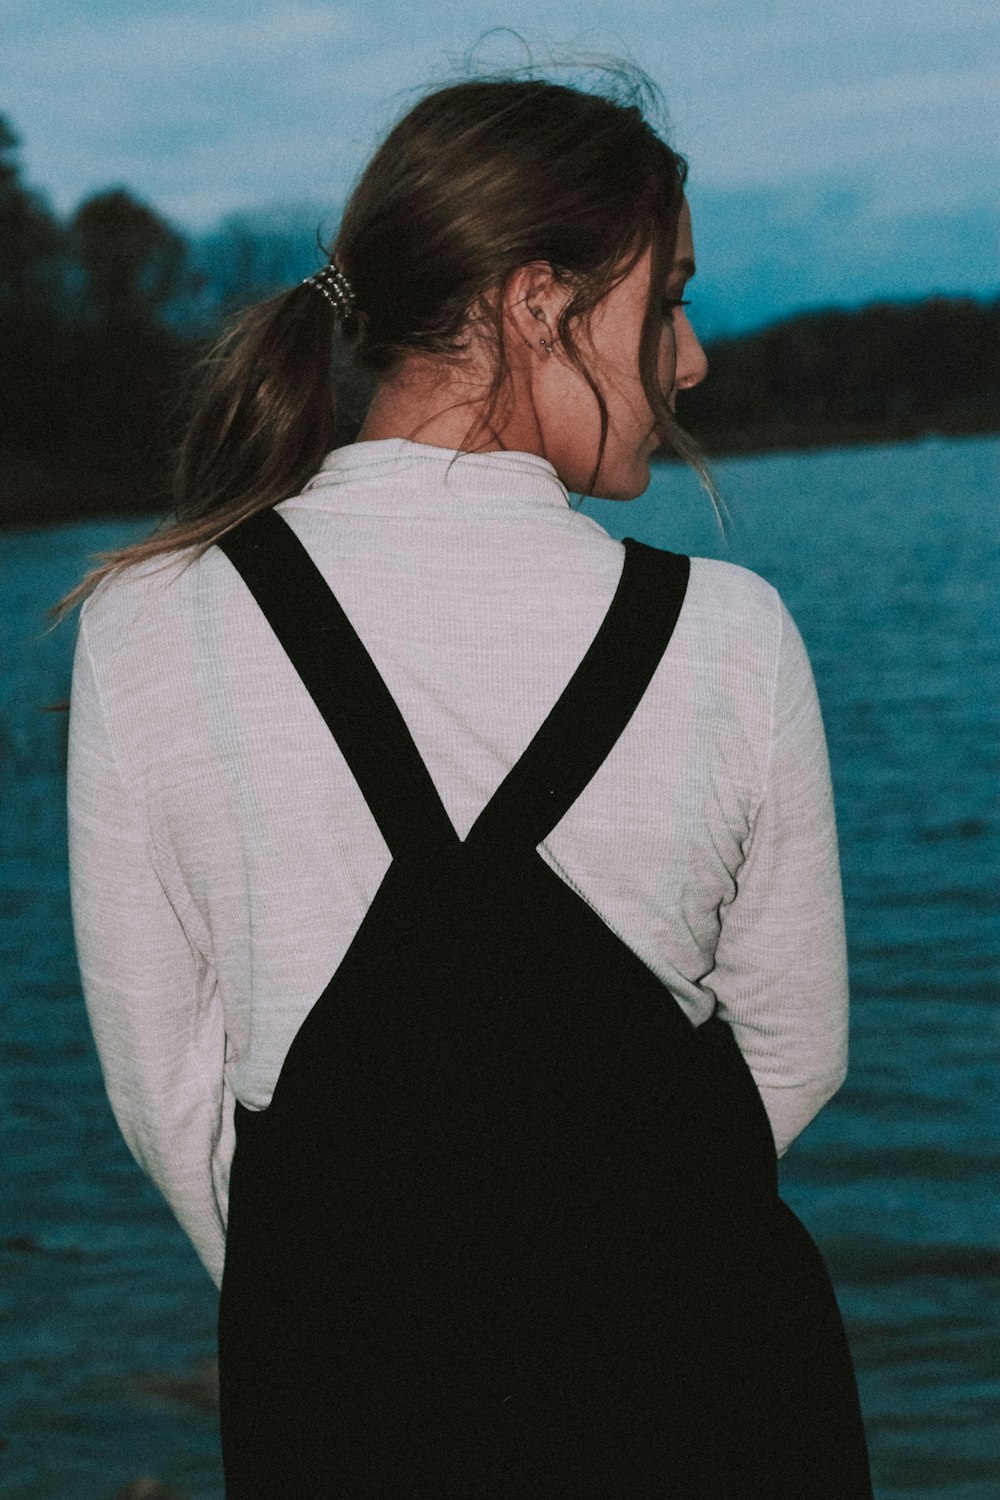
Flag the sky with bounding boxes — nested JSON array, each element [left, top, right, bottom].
[[3, 0, 998, 331]]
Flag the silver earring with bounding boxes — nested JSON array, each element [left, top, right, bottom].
[[539, 337, 552, 352]]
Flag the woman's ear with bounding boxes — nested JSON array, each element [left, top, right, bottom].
[[502, 262, 570, 363]]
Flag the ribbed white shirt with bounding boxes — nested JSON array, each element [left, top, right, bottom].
[[67, 439, 848, 1288]]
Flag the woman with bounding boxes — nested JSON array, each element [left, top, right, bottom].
[[63, 68, 873, 1496]]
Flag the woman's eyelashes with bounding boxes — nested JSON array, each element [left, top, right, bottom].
[[661, 297, 692, 319]]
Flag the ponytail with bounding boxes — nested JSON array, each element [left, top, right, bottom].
[[48, 275, 350, 626], [175, 280, 338, 521]]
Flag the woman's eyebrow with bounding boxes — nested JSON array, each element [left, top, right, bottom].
[[671, 256, 696, 279]]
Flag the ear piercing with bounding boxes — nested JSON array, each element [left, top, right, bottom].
[[531, 306, 553, 353]]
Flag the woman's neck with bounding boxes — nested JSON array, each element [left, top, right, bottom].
[[356, 354, 543, 457]]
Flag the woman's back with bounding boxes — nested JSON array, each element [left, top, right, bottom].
[[69, 437, 848, 1292]]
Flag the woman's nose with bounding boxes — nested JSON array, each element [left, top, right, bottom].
[[674, 310, 709, 391]]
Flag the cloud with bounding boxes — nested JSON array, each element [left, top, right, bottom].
[[683, 170, 1000, 338], [2, 0, 998, 229], [4, 4, 379, 223]]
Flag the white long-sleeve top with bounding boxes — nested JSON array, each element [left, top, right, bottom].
[[67, 438, 849, 1289]]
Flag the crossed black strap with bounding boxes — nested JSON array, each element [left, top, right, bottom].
[[216, 507, 689, 862]]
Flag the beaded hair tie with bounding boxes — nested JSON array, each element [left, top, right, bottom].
[[302, 261, 356, 317]]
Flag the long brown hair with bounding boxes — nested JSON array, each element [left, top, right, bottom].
[[50, 64, 716, 628]]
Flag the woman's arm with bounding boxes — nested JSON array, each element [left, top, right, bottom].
[[67, 615, 228, 1285], [711, 597, 849, 1157]]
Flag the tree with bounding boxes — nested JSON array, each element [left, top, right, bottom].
[[0, 114, 64, 304], [67, 187, 195, 331], [0, 114, 70, 462], [60, 190, 199, 482], [190, 203, 330, 324]]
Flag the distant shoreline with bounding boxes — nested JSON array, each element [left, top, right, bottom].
[[1, 418, 997, 529], [670, 412, 1000, 461]]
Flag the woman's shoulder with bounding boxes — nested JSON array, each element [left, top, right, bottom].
[[678, 555, 816, 718], [77, 540, 234, 665], [683, 554, 787, 649]]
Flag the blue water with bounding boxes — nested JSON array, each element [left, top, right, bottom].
[[2, 436, 998, 1498]]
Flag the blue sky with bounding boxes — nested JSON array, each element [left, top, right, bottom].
[[4, 0, 998, 330]]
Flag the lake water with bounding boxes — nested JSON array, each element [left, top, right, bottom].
[[2, 435, 998, 1499]]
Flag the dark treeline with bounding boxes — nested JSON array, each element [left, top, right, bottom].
[[1, 113, 997, 525], [1, 117, 199, 524], [678, 297, 1000, 455]]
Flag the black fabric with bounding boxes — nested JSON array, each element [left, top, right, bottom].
[[215, 506, 872, 1498], [213, 506, 454, 860]]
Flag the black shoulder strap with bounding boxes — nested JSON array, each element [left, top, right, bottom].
[[465, 537, 689, 852], [216, 506, 458, 860], [216, 507, 689, 860]]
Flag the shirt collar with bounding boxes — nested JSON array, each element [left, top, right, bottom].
[[293, 438, 573, 514]]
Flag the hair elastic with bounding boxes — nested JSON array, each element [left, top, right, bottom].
[[303, 261, 356, 317]]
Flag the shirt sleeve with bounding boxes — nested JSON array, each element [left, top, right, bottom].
[[710, 597, 849, 1157], [67, 613, 228, 1285]]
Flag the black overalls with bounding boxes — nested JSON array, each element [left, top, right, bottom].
[[215, 508, 872, 1498]]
